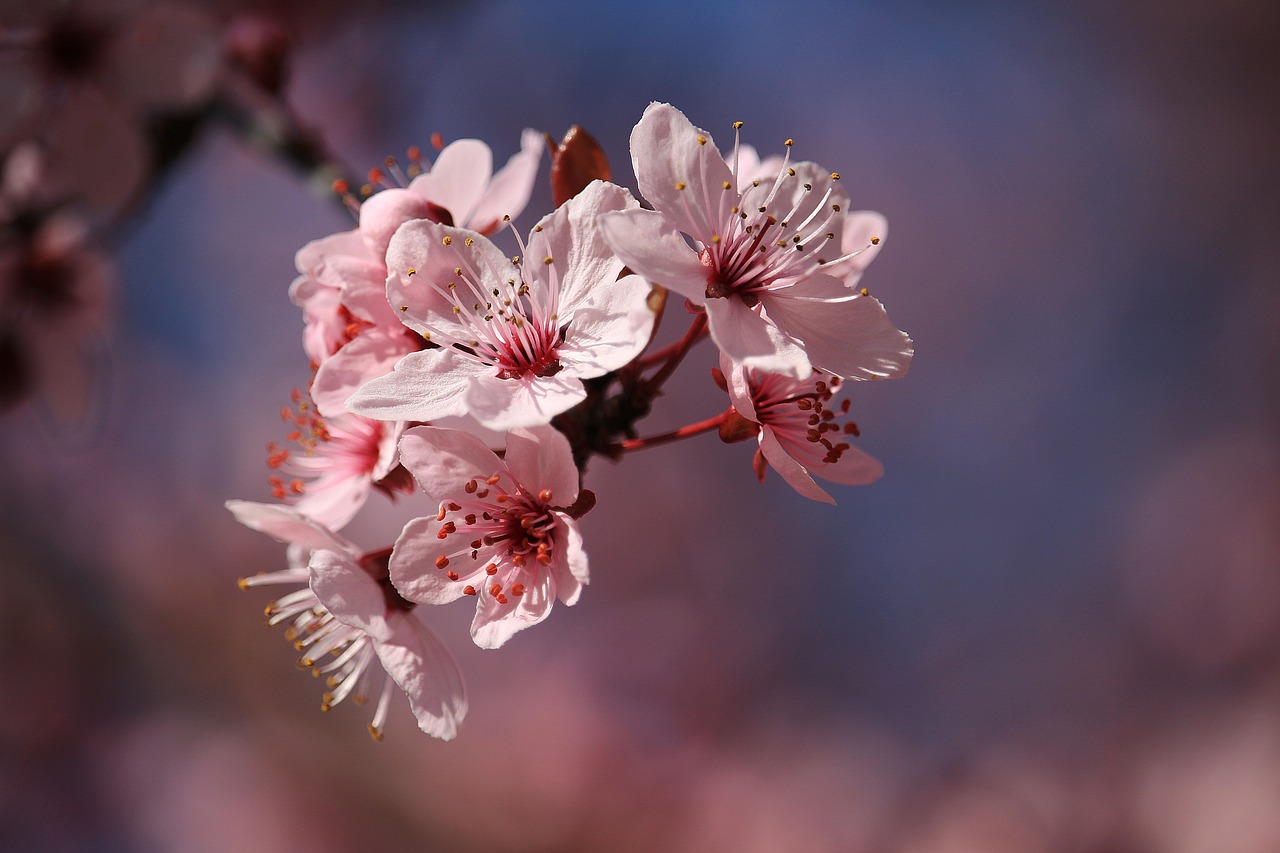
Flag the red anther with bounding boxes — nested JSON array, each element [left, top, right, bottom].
[[844, 422, 861, 436], [495, 493, 509, 503], [476, 489, 489, 499], [486, 474, 502, 485], [512, 554, 526, 568], [489, 583, 502, 597], [511, 583, 525, 596], [286, 431, 302, 442], [368, 166, 384, 185], [464, 514, 477, 525], [809, 415, 820, 426], [436, 505, 448, 521], [821, 410, 835, 421], [538, 489, 553, 503], [446, 571, 459, 581], [431, 132, 444, 151], [840, 399, 851, 413], [464, 479, 478, 493], [407, 145, 422, 162], [280, 405, 292, 421], [343, 322, 362, 338], [815, 381, 828, 394], [464, 585, 477, 596], [447, 502, 462, 512], [806, 429, 822, 442], [470, 538, 483, 549], [289, 479, 305, 494], [485, 564, 498, 575], [332, 179, 349, 195], [435, 555, 450, 569], [797, 399, 814, 410], [496, 594, 508, 605], [537, 552, 553, 566], [266, 450, 288, 468]]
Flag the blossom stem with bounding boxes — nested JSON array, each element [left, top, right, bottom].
[[615, 409, 728, 452], [642, 313, 708, 391]]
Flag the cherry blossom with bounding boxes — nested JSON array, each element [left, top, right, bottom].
[[597, 102, 913, 381], [388, 425, 591, 649], [291, 131, 544, 419], [227, 500, 467, 740], [719, 355, 882, 504], [265, 390, 409, 531], [346, 179, 653, 431]]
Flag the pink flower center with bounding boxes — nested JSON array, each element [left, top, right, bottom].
[[753, 372, 861, 466], [431, 473, 559, 604], [266, 390, 383, 499]]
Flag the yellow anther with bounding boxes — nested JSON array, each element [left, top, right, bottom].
[[442, 236, 452, 245], [406, 267, 416, 276], [870, 236, 881, 245], [711, 234, 721, 244], [697, 135, 707, 145], [733, 121, 744, 129], [675, 181, 687, 190], [784, 138, 794, 147], [543, 256, 554, 264], [860, 287, 870, 296], [830, 171, 841, 180], [465, 237, 474, 246], [723, 181, 732, 190]]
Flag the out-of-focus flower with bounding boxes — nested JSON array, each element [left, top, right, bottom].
[[348, 180, 653, 431], [718, 355, 882, 504], [0, 146, 111, 417], [291, 130, 543, 418], [0, 1, 221, 211], [265, 389, 408, 531], [598, 102, 912, 381], [227, 500, 467, 740], [390, 425, 591, 649]]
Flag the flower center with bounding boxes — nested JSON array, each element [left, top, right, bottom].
[[430, 475, 559, 604]]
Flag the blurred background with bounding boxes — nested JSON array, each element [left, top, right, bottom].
[[2, 0, 1279, 850]]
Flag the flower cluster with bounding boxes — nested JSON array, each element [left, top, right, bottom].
[[230, 102, 913, 739]]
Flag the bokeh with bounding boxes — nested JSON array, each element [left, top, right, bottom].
[[2, 0, 1279, 850]]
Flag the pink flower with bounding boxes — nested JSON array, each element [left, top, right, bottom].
[[265, 390, 408, 531], [597, 102, 913, 381], [389, 425, 591, 649], [227, 500, 467, 740], [347, 180, 654, 431], [291, 131, 544, 419], [720, 356, 882, 504]]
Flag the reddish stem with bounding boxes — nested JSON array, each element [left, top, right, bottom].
[[642, 313, 708, 391], [616, 409, 729, 452]]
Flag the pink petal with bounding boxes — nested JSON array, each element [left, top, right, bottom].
[[503, 426, 579, 506], [558, 273, 654, 375], [764, 286, 913, 380], [595, 207, 709, 302], [465, 128, 543, 234], [389, 516, 474, 605], [290, 471, 372, 531], [704, 297, 810, 378], [310, 327, 420, 418], [294, 229, 366, 278], [757, 427, 836, 504], [463, 372, 588, 432], [374, 613, 468, 740], [343, 347, 479, 423], [396, 426, 506, 502], [554, 515, 589, 605], [358, 187, 433, 261], [469, 572, 555, 649], [629, 102, 733, 242], [525, 179, 633, 313], [826, 211, 888, 286], [721, 354, 759, 422], [224, 500, 354, 555], [309, 549, 388, 638], [411, 139, 492, 227]]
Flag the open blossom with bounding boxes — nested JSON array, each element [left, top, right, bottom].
[[265, 391, 408, 531], [597, 102, 912, 381], [719, 355, 882, 504], [389, 425, 590, 649], [292, 131, 543, 418], [346, 180, 654, 431], [227, 500, 467, 740]]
